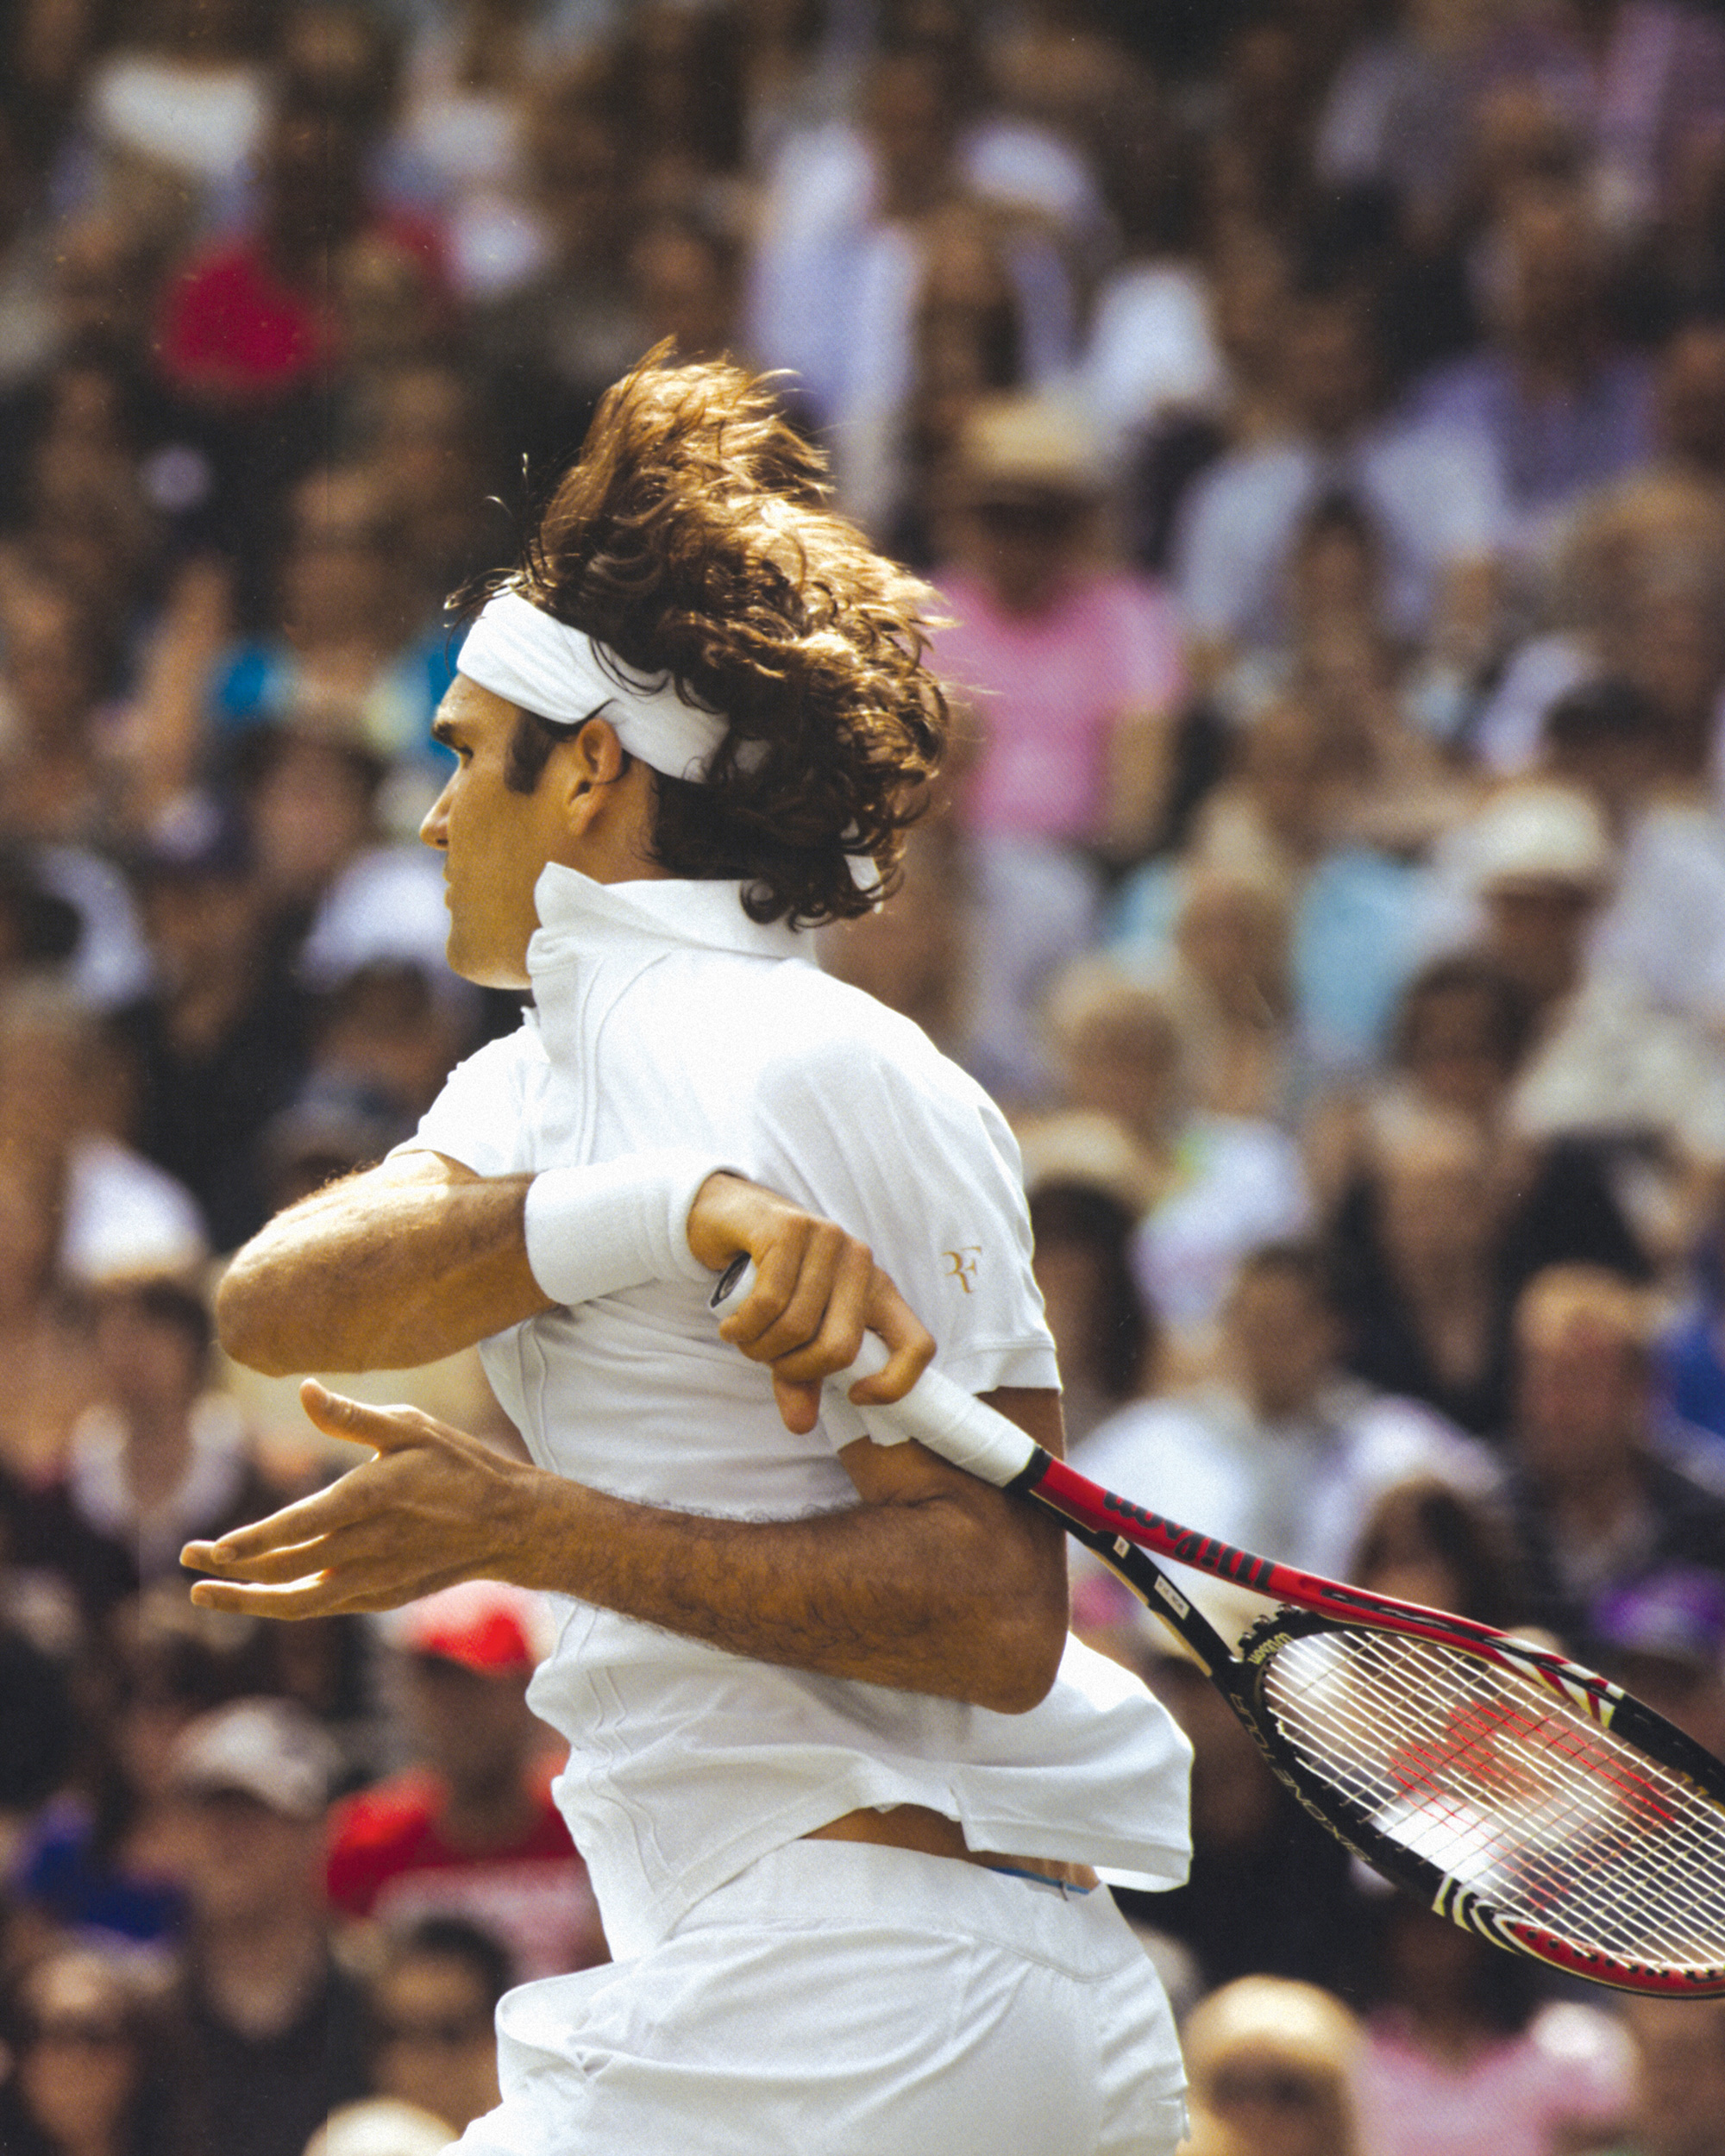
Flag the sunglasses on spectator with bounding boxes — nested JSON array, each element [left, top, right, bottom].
[[1209, 2066, 1327, 2109], [375, 2012, 492, 2048], [23, 2017, 135, 2051], [969, 498, 1088, 539]]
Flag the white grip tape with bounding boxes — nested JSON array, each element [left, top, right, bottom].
[[712, 1261, 1036, 1489]]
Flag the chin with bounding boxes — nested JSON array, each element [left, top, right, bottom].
[[446, 938, 529, 994]]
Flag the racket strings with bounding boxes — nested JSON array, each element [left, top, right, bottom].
[[1260, 1628, 1725, 1969], [1268, 1652, 1704, 1955]]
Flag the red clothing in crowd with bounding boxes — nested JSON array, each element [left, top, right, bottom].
[[156, 211, 447, 403], [326, 1765, 607, 1982]]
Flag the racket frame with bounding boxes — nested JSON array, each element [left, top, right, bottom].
[[1026, 1442, 1725, 1996]]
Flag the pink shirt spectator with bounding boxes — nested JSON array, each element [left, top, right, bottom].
[[1353, 2002, 1634, 2156], [932, 567, 1184, 845]]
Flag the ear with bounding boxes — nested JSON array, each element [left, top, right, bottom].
[[558, 716, 629, 835]]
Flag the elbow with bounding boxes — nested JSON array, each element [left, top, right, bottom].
[[214, 1258, 298, 1376], [962, 1578, 1066, 1714]]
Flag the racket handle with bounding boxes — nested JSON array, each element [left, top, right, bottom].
[[709, 1258, 1038, 1488]]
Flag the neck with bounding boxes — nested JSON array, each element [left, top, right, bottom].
[[1542, 1448, 1640, 1533], [440, 1771, 538, 1851], [122, 1406, 196, 1508], [196, 1906, 325, 2036], [1246, 1375, 1325, 1423]]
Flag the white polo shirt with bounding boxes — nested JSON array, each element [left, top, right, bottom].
[[404, 863, 1191, 1959]]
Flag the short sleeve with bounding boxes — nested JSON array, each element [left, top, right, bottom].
[[750, 1026, 1059, 1407], [392, 1025, 543, 1178]]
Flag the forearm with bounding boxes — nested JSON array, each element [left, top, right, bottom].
[[490, 1466, 1067, 1713], [187, 1383, 1068, 1709], [216, 1168, 550, 1375]]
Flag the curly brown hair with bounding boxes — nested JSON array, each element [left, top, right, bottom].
[[486, 345, 949, 927]]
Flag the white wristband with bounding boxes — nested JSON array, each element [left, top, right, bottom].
[[523, 1152, 732, 1307]]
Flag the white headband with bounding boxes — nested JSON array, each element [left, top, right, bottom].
[[455, 585, 881, 899], [456, 588, 731, 782]]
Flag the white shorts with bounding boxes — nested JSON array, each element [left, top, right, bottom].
[[455, 1839, 1188, 2156]]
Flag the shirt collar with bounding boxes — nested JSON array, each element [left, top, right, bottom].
[[528, 861, 808, 975]]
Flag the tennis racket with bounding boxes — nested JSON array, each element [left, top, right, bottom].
[[711, 1263, 1725, 1996]]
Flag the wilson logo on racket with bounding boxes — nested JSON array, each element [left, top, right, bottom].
[[1388, 1697, 1547, 1802], [1100, 1492, 1276, 1592]]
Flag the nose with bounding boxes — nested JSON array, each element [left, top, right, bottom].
[[420, 778, 452, 850]]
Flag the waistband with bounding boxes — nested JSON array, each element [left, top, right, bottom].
[[668, 1838, 1137, 1978]]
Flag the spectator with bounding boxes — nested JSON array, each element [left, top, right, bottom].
[[114, 795, 312, 1252], [1081, 78, 1225, 458], [837, 200, 1031, 557], [1446, 782, 1725, 1240], [1606, 1995, 1725, 2156], [471, 55, 643, 478], [746, 22, 1088, 448], [1174, 274, 1506, 670], [1183, 1975, 1364, 2156], [1162, 864, 1299, 1123], [1355, 1896, 1634, 2156], [207, 463, 455, 796], [1111, 694, 1440, 1086], [1304, 950, 1536, 1213], [1496, 0, 1725, 243], [353, 362, 499, 629], [1349, 1476, 1530, 1632], [365, 1915, 509, 2137], [47, 1270, 286, 1620], [77, 0, 271, 240], [154, 78, 444, 417], [1410, 178, 1653, 554], [164, 1696, 369, 2156], [9, 1586, 273, 1953], [327, 1582, 606, 1982], [817, 808, 1100, 1112], [1505, 1265, 1725, 1648], [1589, 1568, 1725, 1759], [1043, 961, 1310, 1338], [1649, 315, 1725, 492], [1329, 1089, 1653, 1438], [0, 1941, 197, 2156], [386, 0, 547, 305], [1017, 1119, 1159, 1444], [929, 390, 1185, 866], [1076, 1240, 1496, 1582], [0, 571, 130, 850]]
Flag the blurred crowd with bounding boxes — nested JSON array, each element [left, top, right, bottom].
[[3, 0, 1725, 2150]]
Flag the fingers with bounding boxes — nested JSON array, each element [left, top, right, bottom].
[[772, 1370, 823, 1438], [186, 1533, 331, 1586], [718, 1218, 850, 1354], [847, 1271, 936, 1407], [189, 1557, 475, 1621], [698, 1182, 939, 1427], [189, 1576, 347, 1620], [299, 1380, 442, 1451], [181, 1476, 362, 1573]]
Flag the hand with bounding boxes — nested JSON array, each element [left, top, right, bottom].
[[180, 1381, 542, 1620], [687, 1174, 935, 1435]]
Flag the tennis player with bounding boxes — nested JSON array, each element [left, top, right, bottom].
[[185, 352, 1192, 2155]]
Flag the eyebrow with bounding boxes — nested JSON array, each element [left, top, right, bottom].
[[430, 713, 461, 748]]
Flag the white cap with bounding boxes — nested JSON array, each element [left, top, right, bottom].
[[1463, 783, 1614, 893], [169, 1696, 341, 1820], [304, 2100, 457, 2156]]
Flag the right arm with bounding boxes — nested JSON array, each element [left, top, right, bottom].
[[215, 1151, 548, 1376], [216, 1153, 932, 1419]]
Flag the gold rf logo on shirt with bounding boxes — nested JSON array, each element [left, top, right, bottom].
[[944, 1247, 982, 1292]]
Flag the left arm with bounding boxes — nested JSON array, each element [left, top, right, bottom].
[[183, 1382, 1069, 1714]]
